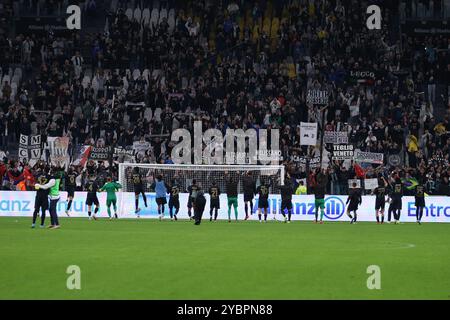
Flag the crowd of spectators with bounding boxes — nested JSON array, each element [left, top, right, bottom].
[[0, 0, 449, 195]]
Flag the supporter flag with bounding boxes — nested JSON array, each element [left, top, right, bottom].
[[72, 145, 92, 167], [354, 163, 366, 178], [402, 177, 419, 190]]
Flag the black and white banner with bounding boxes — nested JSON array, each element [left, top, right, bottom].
[[332, 144, 354, 160], [113, 146, 135, 162], [350, 70, 376, 85], [324, 131, 349, 144], [387, 153, 402, 167], [364, 178, 379, 190], [306, 89, 329, 105], [292, 155, 321, 169], [18, 134, 42, 162], [348, 179, 362, 188], [354, 150, 383, 164], [89, 146, 111, 160], [300, 122, 318, 146]]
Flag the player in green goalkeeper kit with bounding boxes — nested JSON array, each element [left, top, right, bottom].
[[99, 177, 122, 219]]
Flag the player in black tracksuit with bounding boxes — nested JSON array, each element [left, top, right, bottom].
[[243, 172, 256, 220], [389, 179, 403, 224], [85, 176, 100, 220], [65, 166, 77, 216], [187, 180, 199, 220], [279, 176, 294, 223], [374, 177, 388, 224], [208, 182, 221, 221], [415, 183, 426, 225], [346, 183, 362, 224], [194, 190, 207, 225], [257, 178, 271, 222], [132, 168, 147, 216], [32, 167, 49, 228], [168, 180, 180, 221]]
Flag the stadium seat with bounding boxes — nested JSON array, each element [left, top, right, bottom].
[[132, 69, 141, 80], [14, 67, 22, 78], [2, 75, 11, 86], [122, 76, 129, 91], [125, 8, 133, 20], [133, 8, 142, 22], [91, 76, 99, 97], [150, 8, 159, 27], [10, 82, 17, 102], [11, 75, 20, 86], [142, 8, 150, 25], [159, 8, 168, 23], [142, 68, 150, 81], [110, 0, 118, 12]]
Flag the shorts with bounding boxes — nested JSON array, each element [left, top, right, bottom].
[[169, 198, 180, 209], [348, 203, 359, 212], [315, 198, 325, 209], [188, 198, 195, 208], [86, 194, 99, 206], [34, 197, 49, 212], [281, 200, 293, 211], [66, 187, 75, 198], [134, 186, 144, 195], [210, 199, 220, 209], [415, 199, 425, 208], [156, 197, 167, 205], [244, 193, 254, 202], [375, 199, 385, 211], [258, 198, 269, 209], [106, 198, 117, 207], [227, 197, 238, 208], [392, 199, 402, 210]]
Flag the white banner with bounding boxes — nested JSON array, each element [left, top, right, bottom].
[[47, 136, 70, 167], [1, 192, 449, 223], [324, 131, 348, 144], [364, 178, 379, 190], [332, 144, 354, 160], [354, 149, 384, 164], [300, 122, 318, 146], [306, 89, 329, 105], [348, 179, 361, 188], [19, 134, 42, 162]]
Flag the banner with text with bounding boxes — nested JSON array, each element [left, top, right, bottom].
[[354, 150, 384, 164], [332, 144, 354, 160], [300, 122, 318, 146], [306, 89, 329, 105], [47, 136, 70, 168], [1, 192, 449, 223], [18, 134, 42, 163], [324, 131, 349, 144]]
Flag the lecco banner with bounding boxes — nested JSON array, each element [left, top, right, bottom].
[[0, 192, 449, 223]]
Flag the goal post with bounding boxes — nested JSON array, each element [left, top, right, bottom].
[[117, 163, 285, 216]]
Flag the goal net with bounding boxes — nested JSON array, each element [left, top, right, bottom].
[[117, 163, 285, 216]]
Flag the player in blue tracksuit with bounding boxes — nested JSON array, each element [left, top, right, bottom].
[[152, 174, 168, 221]]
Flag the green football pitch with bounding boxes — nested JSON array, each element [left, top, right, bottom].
[[0, 216, 449, 300]]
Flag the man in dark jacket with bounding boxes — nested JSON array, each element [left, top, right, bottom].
[[194, 190, 207, 225]]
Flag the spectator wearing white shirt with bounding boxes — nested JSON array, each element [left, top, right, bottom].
[[71, 51, 84, 79]]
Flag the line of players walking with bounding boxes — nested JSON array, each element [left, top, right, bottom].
[[30, 165, 427, 229]]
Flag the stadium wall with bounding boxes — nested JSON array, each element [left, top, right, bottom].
[[0, 192, 449, 222]]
